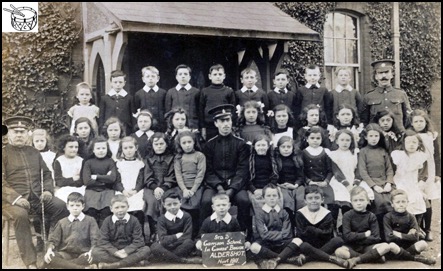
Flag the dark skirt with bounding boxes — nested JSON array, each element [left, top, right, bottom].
[[84, 189, 115, 211], [171, 186, 203, 210], [370, 191, 392, 215]]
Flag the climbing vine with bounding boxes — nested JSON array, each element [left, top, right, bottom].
[[276, 2, 441, 110], [2, 2, 82, 136]]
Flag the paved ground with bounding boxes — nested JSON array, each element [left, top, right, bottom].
[[3, 200, 441, 269]]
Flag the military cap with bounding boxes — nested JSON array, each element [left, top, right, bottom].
[[208, 104, 235, 120], [371, 59, 395, 72], [4, 116, 33, 130]]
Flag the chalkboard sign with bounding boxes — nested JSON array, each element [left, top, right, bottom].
[[201, 231, 247, 267]]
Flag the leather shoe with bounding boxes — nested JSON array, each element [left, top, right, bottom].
[[285, 254, 306, 266], [329, 256, 349, 268], [266, 257, 281, 269], [425, 231, 433, 242], [414, 255, 436, 265], [346, 257, 359, 269]]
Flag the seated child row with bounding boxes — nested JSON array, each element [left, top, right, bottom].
[[43, 186, 435, 269], [37, 116, 438, 247]]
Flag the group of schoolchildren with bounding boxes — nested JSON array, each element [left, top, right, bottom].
[[27, 62, 439, 269]]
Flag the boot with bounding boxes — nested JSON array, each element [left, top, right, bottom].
[[329, 256, 349, 268], [425, 231, 433, 242], [346, 257, 360, 269], [35, 236, 45, 252], [266, 257, 281, 269], [414, 255, 436, 265], [284, 254, 306, 266]]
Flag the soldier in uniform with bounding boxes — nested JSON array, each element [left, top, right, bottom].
[[361, 59, 411, 131], [2, 116, 69, 269], [199, 104, 252, 238]]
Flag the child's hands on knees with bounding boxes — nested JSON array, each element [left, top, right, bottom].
[[154, 187, 164, 200], [44, 247, 55, 264], [373, 185, 384, 194], [383, 183, 392, 193], [196, 240, 202, 251], [254, 189, 263, 200], [364, 230, 371, 237], [114, 249, 128, 259], [183, 189, 193, 199]]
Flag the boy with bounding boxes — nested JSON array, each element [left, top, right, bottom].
[[235, 68, 269, 115], [383, 189, 436, 265], [150, 190, 202, 264], [134, 66, 167, 131], [330, 67, 363, 118], [294, 186, 349, 268], [294, 64, 332, 125], [43, 192, 99, 269], [92, 194, 151, 269], [199, 64, 236, 140], [250, 184, 305, 269], [165, 64, 200, 129], [336, 186, 393, 268], [267, 70, 298, 117], [99, 70, 135, 135], [196, 194, 249, 251]]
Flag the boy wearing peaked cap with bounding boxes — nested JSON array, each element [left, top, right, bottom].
[[361, 59, 411, 131]]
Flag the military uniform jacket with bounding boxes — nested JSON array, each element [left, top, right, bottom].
[[362, 86, 410, 131], [2, 144, 54, 205], [203, 133, 250, 192]]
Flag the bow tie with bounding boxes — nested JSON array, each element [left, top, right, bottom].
[[116, 219, 127, 224], [278, 88, 286, 94], [309, 85, 318, 90], [73, 218, 80, 222], [179, 87, 186, 92]]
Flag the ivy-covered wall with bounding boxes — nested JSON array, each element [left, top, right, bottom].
[[275, 2, 441, 110], [2, 2, 82, 136]]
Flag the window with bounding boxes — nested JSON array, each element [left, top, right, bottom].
[[324, 12, 360, 90]]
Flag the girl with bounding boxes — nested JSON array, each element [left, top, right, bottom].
[[296, 104, 330, 148], [358, 123, 394, 235], [82, 136, 122, 227], [373, 109, 404, 155], [31, 128, 56, 179], [131, 109, 155, 159], [391, 130, 428, 227], [103, 117, 125, 161], [164, 107, 204, 150], [248, 134, 279, 214], [328, 104, 363, 147], [73, 117, 96, 159], [325, 129, 374, 218], [275, 136, 304, 224], [408, 109, 441, 241], [141, 132, 176, 242], [299, 126, 338, 220], [68, 82, 99, 135], [268, 104, 297, 147], [235, 100, 273, 145], [173, 130, 206, 238], [115, 136, 145, 225], [53, 134, 85, 203]]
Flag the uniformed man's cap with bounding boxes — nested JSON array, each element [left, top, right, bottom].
[[371, 59, 395, 72], [4, 116, 33, 131], [208, 104, 235, 120]]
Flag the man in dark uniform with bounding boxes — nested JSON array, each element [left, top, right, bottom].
[[2, 116, 69, 269], [361, 59, 411, 131], [200, 104, 252, 238]]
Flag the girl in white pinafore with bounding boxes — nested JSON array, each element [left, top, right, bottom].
[[116, 136, 145, 213], [54, 135, 86, 203]]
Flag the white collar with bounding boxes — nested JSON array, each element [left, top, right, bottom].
[[108, 89, 128, 97], [143, 85, 159, 92], [210, 212, 232, 224], [240, 85, 258, 93], [298, 206, 330, 225], [262, 204, 281, 213], [305, 83, 321, 89], [135, 130, 154, 138], [112, 213, 130, 223], [175, 84, 192, 91], [335, 85, 353, 93], [306, 146, 323, 156], [273, 87, 288, 94], [165, 210, 184, 222], [68, 212, 85, 222]]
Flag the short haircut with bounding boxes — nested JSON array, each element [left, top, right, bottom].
[[175, 64, 192, 74], [240, 67, 256, 78], [67, 192, 85, 204], [305, 64, 320, 72], [162, 189, 182, 202], [209, 64, 225, 74], [212, 193, 230, 204], [350, 186, 369, 200], [334, 66, 352, 76], [391, 189, 408, 201], [111, 70, 126, 80], [274, 69, 289, 78], [304, 186, 324, 198], [262, 183, 280, 198], [111, 194, 129, 206], [141, 66, 159, 77]]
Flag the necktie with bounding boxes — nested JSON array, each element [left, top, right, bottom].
[[279, 88, 286, 94], [73, 218, 79, 222], [180, 87, 186, 92], [247, 89, 253, 93], [269, 209, 278, 226], [310, 85, 318, 90]]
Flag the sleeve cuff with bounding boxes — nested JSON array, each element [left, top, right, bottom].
[[12, 195, 23, 206]]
